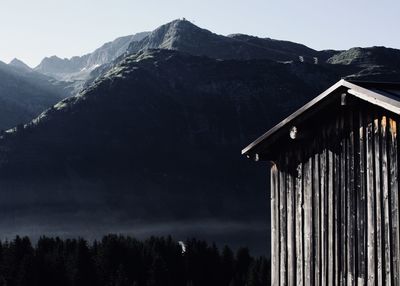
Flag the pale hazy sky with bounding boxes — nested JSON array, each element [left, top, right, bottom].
[[1, 0, 399, 67]]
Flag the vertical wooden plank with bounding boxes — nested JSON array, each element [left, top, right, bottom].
[[334, 118, 341, 286], [280, 165, 288, 286], [271, 163, 280, 286], [296, 160, 304, 286], [389, 118, 399, 285], [381, 116, 392, 285], [287, 157, 296, 286], [366, 114, 376, 286], [328, 149, 334, 286], [320, 148, 327, 286], [314, 152, 321, 286], [304, 156, 313, 285], [374, 116, 383, 286], [340, 115, 347, 286], [358, 110, 367, 285], [347, 110, 356, 285]]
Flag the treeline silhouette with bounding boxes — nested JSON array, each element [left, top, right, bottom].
[[0, 235, 269, 286]]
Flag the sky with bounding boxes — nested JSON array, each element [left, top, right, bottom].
[[0, 0, 399, 67]]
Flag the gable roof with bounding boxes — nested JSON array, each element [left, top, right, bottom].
[[242, 79, 400, 160]]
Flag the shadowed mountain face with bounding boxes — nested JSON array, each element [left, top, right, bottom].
[[2, 19, 400, 255], [35, 32, 150, 81], [0, 49, 347, 254], [0, 60, 71, 130]]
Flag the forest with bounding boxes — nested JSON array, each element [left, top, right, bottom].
[[0, 235, 269, 286]]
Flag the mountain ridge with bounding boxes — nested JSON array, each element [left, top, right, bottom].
[[35, 32, 150, 81], [32, 19, 400, 86], [127, 19, 322, 63]]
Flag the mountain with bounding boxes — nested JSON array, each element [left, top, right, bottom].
[[33, 19, 400, 85], [35, 55, 85, 79], [127, 19, 322, 62], [127, 19, 400, 76], [0, 47, 380, 254], [327, 46, 400, 66], [84, 32, 150, 68], [35, 32, 150, 81], [326, 46, 400, 80], [227, 34, 319, 58], [8, 58, 32, 72], [0, 60, 72, 130], [2, 19, 400, 254]]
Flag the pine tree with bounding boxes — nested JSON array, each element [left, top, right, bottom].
[[221, 246, 235, 285], [0, 235, 269, 286], [74, 239, 97, 286], [235, 247, 252, 286]]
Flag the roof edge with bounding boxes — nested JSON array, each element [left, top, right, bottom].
[[241, 79, 352, 156]]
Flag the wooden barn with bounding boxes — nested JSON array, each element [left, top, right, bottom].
[[242, 79, 400, 285]]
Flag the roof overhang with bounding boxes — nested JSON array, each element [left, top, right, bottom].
[[242, 79, 400, 160]]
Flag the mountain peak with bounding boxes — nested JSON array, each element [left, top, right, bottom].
[[157, 18, 204, 35], [9, 58, 32, 71], [41, 55, 63, 61], [168, 18, 198, 27]]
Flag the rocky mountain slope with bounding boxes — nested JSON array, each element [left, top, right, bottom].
[[326, 46, 400, 80], [35, 32, 150, 81]]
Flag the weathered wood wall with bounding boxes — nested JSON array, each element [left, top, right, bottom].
[[270, 105, 400, 285]]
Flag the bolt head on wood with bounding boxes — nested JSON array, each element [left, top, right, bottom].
[[341, 93, 347, 106], [290, 126, 298, 139]]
